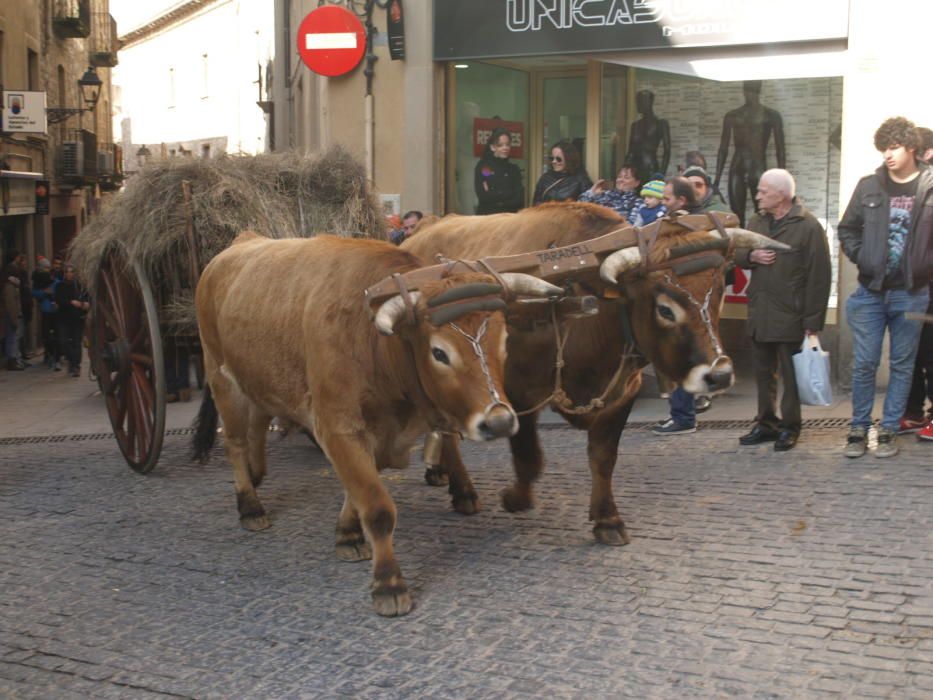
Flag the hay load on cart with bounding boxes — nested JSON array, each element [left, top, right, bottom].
[[69, 146, 384, 474]]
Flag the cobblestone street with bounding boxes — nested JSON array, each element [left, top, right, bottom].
[[1, 424, 932, 698]]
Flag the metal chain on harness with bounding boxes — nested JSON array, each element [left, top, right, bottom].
[[663, 270, 730, 372], [447, 317, 512, 422]]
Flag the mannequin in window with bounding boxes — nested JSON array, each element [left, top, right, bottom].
[[625, 90, 670, 179], [714, 80, 786, 226]]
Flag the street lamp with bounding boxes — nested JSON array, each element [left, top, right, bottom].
[[135, 144, 152, 167], [46, 66, 103, 124]]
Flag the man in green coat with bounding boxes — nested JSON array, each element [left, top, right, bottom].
[[734, 169, 832, 451]]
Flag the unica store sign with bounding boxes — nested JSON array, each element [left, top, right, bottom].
[[434, 0, 849, 60]]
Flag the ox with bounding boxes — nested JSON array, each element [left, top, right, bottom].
[[192, 232, 562, 616], [402, 202, 787, 543]]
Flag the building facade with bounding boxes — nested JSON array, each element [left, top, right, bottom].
[[1, 0, 119, 277], [114, 0, 274, 174], [272, 0, 933, 385]]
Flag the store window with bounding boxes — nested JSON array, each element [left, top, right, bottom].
[[539, 75, 587, 175], [599, 64, 628, 182], [449, 62, 529, 215]]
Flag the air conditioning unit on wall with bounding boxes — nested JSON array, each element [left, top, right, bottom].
[[60, 141, 84, 177], [97, 151, 114, 174]]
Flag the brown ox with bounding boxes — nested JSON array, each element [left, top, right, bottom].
[[192, 232, 561, 615], [402, 202, 785, 543]]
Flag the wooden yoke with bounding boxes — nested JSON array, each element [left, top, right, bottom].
[[364, 225, 638, 316], [363, 210, 739, 315]]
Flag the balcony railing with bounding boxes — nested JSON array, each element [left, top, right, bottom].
[[90, 13, 119, 67], [53, 0, 91, 39]]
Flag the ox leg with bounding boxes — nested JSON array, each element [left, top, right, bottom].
[[212, 372, 270, 531], [246, 406, 271, 488], [588, 402, 633, 546], [323, 434, 411, 617], [335, 493, 372, 561], [501, 412, 542, 513], [440, 433, 480, 515]]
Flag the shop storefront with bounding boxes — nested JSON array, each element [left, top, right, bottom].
[[436, 0, 849, 322]]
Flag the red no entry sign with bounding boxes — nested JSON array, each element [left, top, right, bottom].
[[297, 5, 366, 77]]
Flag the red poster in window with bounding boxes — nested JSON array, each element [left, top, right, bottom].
[[725, 266, 750, 304], [472, 118, 525, 159]]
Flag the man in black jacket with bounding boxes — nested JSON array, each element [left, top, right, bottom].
[[54, 265, 90, 377], [735, 169, 832, 451], [839, 117, 933, 459]]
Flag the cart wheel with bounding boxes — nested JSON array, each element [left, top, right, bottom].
[[91, 248, 167, 474]]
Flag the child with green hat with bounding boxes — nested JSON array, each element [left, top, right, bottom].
[[632, 179, 667, 227]]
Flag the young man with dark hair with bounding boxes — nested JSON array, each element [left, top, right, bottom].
[[839, 116, 933, 458]]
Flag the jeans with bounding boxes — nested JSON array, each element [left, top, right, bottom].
[[58, 320, 84, 372], [3, 312, 21, 362], [846, 284, 930, 431], [669, 386, 696, 427]]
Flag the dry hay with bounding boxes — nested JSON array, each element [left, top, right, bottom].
[[69, 146, 384, 334]]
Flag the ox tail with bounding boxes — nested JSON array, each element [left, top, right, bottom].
[[191, 384, 219, 463]]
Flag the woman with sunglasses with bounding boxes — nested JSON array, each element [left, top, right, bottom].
[[474, 127, 525, 215], [532, 140, 592, 205]]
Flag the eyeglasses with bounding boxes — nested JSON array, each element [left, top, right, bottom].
[[549, 156, 564, 163]]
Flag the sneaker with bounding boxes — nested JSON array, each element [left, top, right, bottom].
[[874, 427, 899, 458], [844, 427, 867, 458], [918, 420, 933, 442], [695, 396, 712, 413], [652, 418, 696, 435], [898, 416, 926, 434]]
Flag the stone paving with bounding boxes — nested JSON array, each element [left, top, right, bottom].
[[1, 424, 932, 699]]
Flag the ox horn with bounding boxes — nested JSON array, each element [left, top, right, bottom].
[[599, 247, 643, 285], [374, 292, 422, 336], [500, 273, 564, 298], [720, 227, 792, 251]]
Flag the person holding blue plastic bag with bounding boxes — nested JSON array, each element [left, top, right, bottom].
[[734, 169, 832, 452]]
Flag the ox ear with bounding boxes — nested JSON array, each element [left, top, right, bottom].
[[720, 227, 792, 251], [599, 247, 642, 285], [374, 292, 422, 336], [500, 273, 564, 298]]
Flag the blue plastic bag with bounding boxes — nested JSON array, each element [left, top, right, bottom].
[[793, 335, 833, 406]]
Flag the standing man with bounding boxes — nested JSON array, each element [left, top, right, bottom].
[[54, 265, 90, 378], [736, 169, 831, 451], [684, 165, 730, 214], [839, 117, 933, 458], [3, 250, 27, 371]]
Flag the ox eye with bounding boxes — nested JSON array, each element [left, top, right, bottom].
[[431, 347, 450, 365], [657, 304, 676, 322]]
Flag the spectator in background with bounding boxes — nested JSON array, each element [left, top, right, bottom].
[[3, 250, 26, 370], [475, 127, 524, 215], [54, 264, 90, 378], [533, 140, 592, 205], [579, 163, 644, 220], [684, 165, 731, 214], [31, 257, 60, 370], [904, 126, 933, 441], [631, 180, 667, 226], [51, 256, 64, 281], [389, 210, 424, 245], [736, 169, 832, 452], [653, 178, 705, 436], [839, 116, 932, 458]]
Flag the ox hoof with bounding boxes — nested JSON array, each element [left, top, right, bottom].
[[240, 514, 271, 532], [335, 541, 372, 562], [593, 522, 630, 546], [452, 493, 480, 515], [371, 584, 412, 617], [424, 466, 449, 487], [501, 486, 533, 513]]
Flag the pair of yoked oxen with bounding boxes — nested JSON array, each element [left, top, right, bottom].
[[193, 202, 787, 616]]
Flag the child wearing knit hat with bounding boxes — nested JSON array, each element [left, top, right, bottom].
[[632, 180, 667, 227]]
